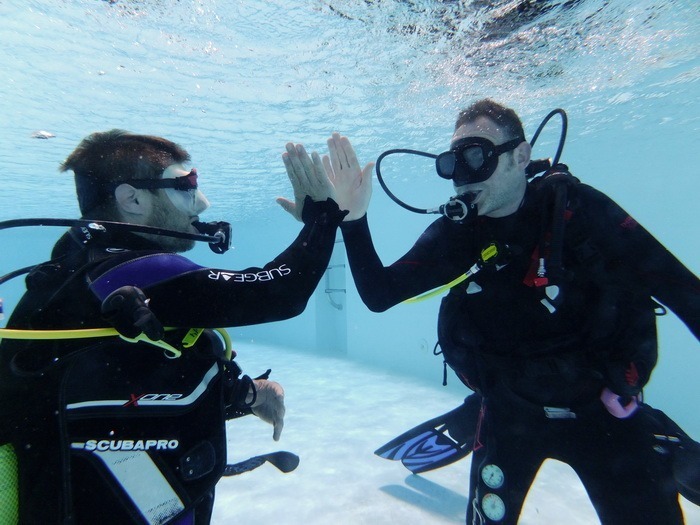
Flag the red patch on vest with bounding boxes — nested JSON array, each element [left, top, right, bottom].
[[625, 362, 640, 386], [620, 216, 638, 230]]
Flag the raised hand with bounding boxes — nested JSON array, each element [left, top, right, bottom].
[[323, 132, 374, 221], [277, 142, 337, 221]]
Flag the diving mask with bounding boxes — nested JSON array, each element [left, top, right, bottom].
[[126, 169, 199, 191], [435, 137, 524, 185], [124, 168, 210, 215]]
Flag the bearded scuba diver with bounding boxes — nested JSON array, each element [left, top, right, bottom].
[[0, 129, 349, 524], [0, 216, 305, 524], [364, 108, 700, 511]]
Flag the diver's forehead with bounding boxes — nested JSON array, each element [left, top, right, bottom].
[[452, 117, 504, 146]]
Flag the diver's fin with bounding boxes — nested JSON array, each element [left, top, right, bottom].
[[640, 404, 700, 507], [375, 394, 481, 474], [651, 409, 700, 507], [222, 451, 299, 476], [675, 444, 700, 506]]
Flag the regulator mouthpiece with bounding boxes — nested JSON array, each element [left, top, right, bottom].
[[193, 221, 232, 254], [436, 196, 478, 224]]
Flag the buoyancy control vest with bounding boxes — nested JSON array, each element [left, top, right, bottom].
[[436, 166, 659, 402], [0, 242, 250, 525]]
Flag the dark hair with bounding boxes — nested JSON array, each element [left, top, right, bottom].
[[60, 129, 190, 218], [454, 99, 526, 142]]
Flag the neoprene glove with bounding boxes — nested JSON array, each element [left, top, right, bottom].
[[605, 360, 646, 400], [101, 286, 165, 341]]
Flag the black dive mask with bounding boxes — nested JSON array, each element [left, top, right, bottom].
[[435, 137, 523, 185], [122, 168, 199, 191]]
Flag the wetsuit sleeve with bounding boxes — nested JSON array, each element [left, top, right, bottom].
[[339, 214, 465, 312], [575, 184, 700, 340], [88, 198, 347, 327]]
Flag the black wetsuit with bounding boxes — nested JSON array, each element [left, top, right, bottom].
[[0, 198, 345, 524], [340, 181, 699, 524]]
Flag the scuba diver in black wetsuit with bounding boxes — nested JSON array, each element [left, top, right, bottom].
[[0, 130, 351, 524], [282, 100, 700, 524]]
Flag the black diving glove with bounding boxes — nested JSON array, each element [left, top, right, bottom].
[[101, 286, 165, 341], [605, 360, 647, 401]]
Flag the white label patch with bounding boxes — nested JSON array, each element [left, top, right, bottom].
[[90, 450, 185, 524], [208, 264, 291, 282], [73, 439, 180, 452]]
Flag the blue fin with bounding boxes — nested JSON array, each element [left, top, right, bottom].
[[375, 394, 480, 474]]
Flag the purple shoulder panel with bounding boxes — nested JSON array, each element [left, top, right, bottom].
[[90, 253, 204, 300]]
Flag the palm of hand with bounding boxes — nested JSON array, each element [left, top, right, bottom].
[[325, 133, 373, 221]]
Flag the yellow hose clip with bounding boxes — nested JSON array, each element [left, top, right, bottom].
[[402, 242, 506, 304]]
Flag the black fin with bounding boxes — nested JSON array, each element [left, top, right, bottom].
[[222, 451, 299, 476], [638, 404, 700, 507]]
